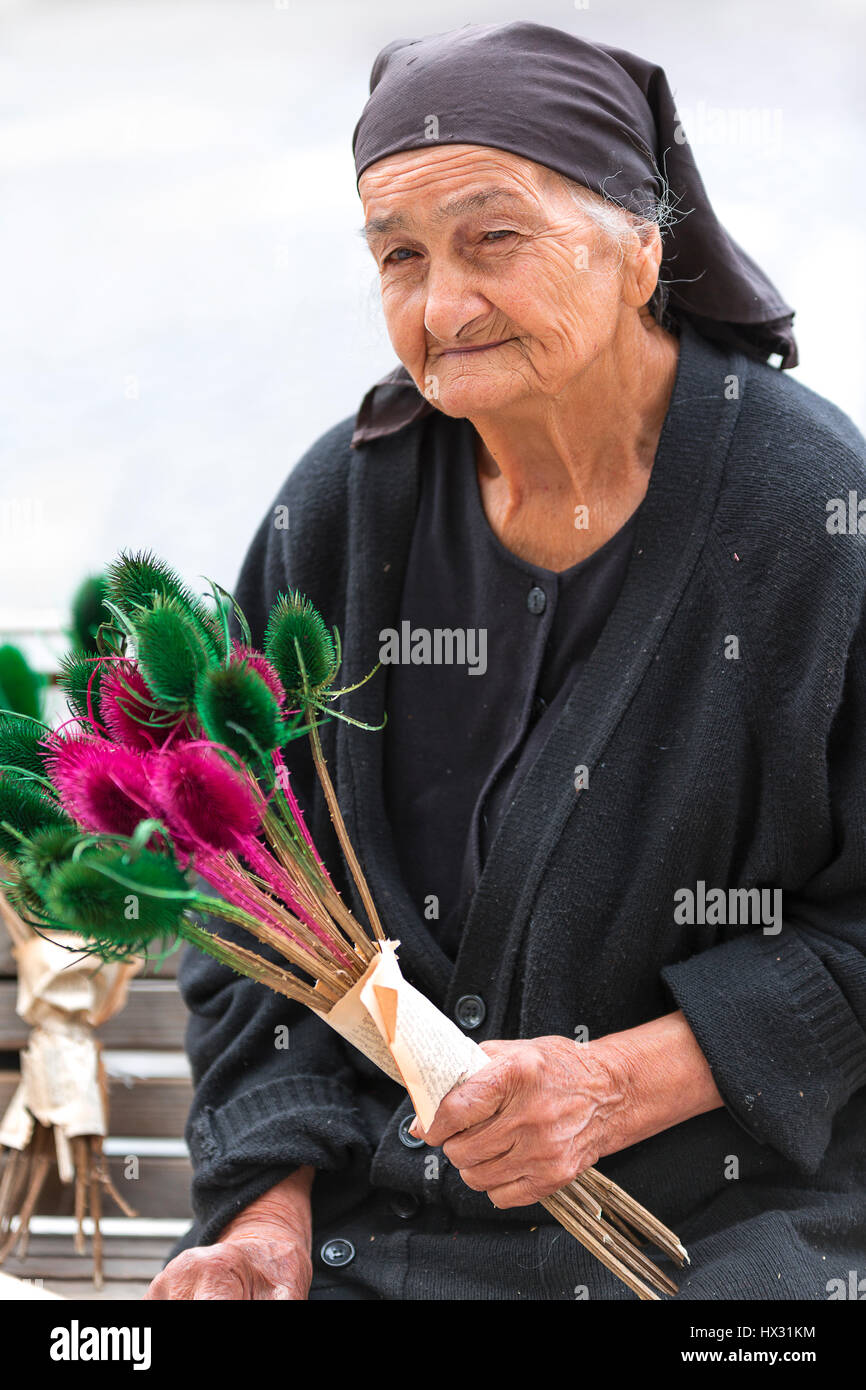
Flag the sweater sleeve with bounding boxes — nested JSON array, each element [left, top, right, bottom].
[[178, 943, 373, 1248], [661, 594, 866, 1175], [175, 432, 373, 1249]]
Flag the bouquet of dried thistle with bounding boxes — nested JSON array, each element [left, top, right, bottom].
[[0, 552, 688, 1300]]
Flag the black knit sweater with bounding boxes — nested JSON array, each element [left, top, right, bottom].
[[171, 323, 866, 1299]]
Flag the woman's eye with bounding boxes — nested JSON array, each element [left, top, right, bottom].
[[382, 247, 417, 265], [482, 229, 515, 242]]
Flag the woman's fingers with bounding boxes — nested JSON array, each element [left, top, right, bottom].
[[144, 1237, 312, 1301], [145, 1245, 240, 1300], [441, 1114, 515, 1168], [487, 1174, 558, 1209], [477, 1039, 514, 1060], [418, 1052, 520, 1147], [454, 1130, 577, 1194]]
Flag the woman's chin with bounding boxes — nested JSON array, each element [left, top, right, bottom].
[[429, 376, 526, 418]]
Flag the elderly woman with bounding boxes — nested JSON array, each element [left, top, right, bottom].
[[149, 24, 866, 1300]]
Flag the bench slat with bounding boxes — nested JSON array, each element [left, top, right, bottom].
[[0, 1073, 192, 1137], [0, 979, 188, 1050], [34, 1156, 193, 1219], [3, 1253, 167, 1281]]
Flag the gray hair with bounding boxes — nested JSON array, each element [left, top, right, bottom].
[[552, 171, 679, 327]]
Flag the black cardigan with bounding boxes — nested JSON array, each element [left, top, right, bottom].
[[171, 324, 866, 1299]]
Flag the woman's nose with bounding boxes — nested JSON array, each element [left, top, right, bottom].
[[422, 265, 491, 345]]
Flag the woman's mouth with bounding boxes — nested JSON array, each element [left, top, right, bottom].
[[438, 338, 514, 357]]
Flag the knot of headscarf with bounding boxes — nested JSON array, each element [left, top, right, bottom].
[[351, 21, 797, 445]]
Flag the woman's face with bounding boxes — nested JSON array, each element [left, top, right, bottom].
[[359, 144, 644, 418]]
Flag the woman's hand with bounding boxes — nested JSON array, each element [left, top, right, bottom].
[[145, 1165, 315, 1300], [412, 1035, 630, 1209], [412, 1012, 724, 1209], [144, 1233, 312, 1300]]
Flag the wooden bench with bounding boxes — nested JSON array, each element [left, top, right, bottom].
[[0, 957, 195, 1299]]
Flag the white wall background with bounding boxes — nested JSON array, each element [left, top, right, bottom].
[[2, 0, 864, 627]]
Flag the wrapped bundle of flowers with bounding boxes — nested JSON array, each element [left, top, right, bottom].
[[0, 583, 137, 1287], [0, 891, 140, 1286], [0, 552, 688, 1300]]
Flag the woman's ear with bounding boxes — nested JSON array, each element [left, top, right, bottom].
[[622, 221, 663, 310]]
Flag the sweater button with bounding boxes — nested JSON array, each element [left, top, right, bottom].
[[398, 1114, 426, 1148], [320, 1238, 355, 1268], [388, 1192, 420, 1220], [455, 994, 486, 1030], [527, 586, 547, 615]]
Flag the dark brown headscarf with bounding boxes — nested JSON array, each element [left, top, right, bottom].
[[351, 21, 797, 445]]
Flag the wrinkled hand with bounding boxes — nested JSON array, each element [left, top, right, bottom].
[[145, 1233, 312, 1300], [411, 1036, 629, 1209]]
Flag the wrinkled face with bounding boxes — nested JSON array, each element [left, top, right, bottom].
[[359, 144, 642, 417]]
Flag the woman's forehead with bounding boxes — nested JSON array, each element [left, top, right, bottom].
[[359, 145, 551, 212]]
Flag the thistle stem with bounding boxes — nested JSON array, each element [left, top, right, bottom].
[[180, 914, 332, 1010], [307, 717, 385, 943], [259, 813, 375, 965]]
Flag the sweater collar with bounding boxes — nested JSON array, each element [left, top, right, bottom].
[[350, 364, 434, 448]]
